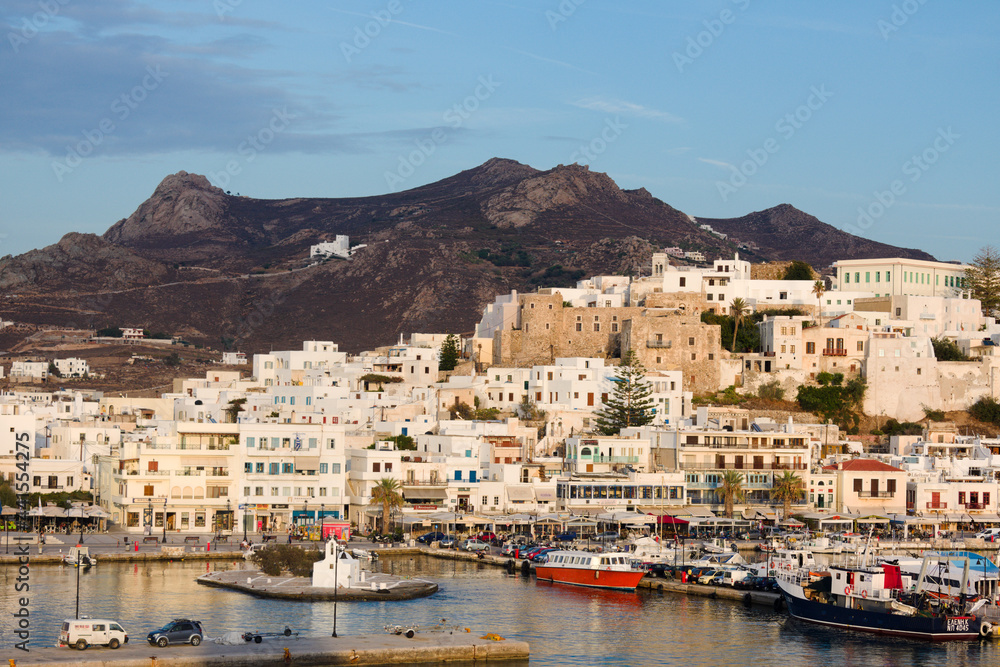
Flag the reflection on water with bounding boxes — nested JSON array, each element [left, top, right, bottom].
[[1, 555, 998, 666]]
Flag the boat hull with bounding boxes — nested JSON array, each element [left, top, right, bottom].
[[535, 565, 645, 591], [780, 585, 978, 641]]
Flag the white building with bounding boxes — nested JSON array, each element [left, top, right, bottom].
[[53, 357, 90, 377], [832, 257, 970, 298], [221, 351, 247, 365], [311, 235, 362, 260], [10, 361, 49, 379]]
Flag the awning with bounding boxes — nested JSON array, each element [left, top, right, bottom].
[[506, 487, 534, 502], [534, 488, 556, 502], [291, 457, 321, 470], [404, 489, 447, 500], [686, 507, 716, 518], [970, 513, 1000, 523]]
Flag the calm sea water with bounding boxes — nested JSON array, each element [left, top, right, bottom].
[[1, 555, 998, 666]]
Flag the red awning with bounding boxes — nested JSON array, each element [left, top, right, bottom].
[[652, 514, 689, 525]]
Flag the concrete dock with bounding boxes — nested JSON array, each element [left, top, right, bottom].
[[1, 632, 529, 666], [197, 568, 439, 601]]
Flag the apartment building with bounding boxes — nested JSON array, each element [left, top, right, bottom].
[[832, 257, 970, 298]]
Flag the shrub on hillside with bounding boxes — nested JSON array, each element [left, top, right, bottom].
[[969, 397, 1000, 426], [757, 380, 785, 401]]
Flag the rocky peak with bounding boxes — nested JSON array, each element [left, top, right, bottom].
[[103, 171, 230, 247]]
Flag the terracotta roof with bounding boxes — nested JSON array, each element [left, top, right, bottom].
[[822, 459, 903, 473]]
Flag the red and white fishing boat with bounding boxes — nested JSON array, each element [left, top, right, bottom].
[[535, 550, 646, 591]]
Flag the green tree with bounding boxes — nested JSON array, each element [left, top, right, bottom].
[[0, 481, 16, 507], [594, 350, 655, 435], [783, 261, 814, 281], [714, 470, 745, 518], [757, 380, 785, 401], [164, 352, 181, 367], [730, 297, 748, 352], [96, 326, 123, 338], [812, 280, 826, 323], [771, 471, 803, 520], [969, 396, 1000, 426], [370, 478, 403, 534], [931, 337, 968, 361], [387, 434, 416, 451], [224, 398, 246, 423], [796, 377, 866, 433], [438, 334, 460, 371], [965, 245, 1000, 317], [47, 361, 62, 378]]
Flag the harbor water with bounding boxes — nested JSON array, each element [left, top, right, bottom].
[[2, 554, 999, 666]]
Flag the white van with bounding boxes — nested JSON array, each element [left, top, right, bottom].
[[975, 528, 1000, 542], [59, 618, 129, 650]]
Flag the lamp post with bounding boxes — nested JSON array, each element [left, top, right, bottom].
[[304, 499, 309, 539], [331, 543, 340, 636], [226, 498, 231, 538], [320, 502, 325, 541], [147, 498, 152, 538], [243, 498, 248, 543]]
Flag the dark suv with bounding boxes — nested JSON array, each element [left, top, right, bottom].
[[147, 619, 205, 647], [416, 531, 446, 544]]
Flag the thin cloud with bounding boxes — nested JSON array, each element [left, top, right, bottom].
[[507, 48, 598, 75], [698, 158, 735, 170], [328, 8, 457, 36], [573, 97, 682, 123]]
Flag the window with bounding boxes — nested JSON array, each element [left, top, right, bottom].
[[373, 462, 380, 473], [247, 437, 255, 448], [320, 463, 328, 474], [593, 323, 600, 332], [245, 462, 253, 473], [331, 463, 341, 474], [845, 273, 850, 284], [689, 337, 695, 346], [612, 323, 618, 332], [576, 323, 582, 332], [679, 277, 686, 287], [855, 272, 860, 283], [806, 342, 815, 354], [857, 341, 864, 352], [269, 462, 279, 475], [707, 294, 713, 301], [865, 272, 870, 283]]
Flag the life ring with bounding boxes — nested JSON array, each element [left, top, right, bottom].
[[844, 585, 852, 596], [861, 590, 867, 599], [980, 621, 992, 638]]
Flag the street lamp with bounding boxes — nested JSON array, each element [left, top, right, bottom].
[[226, 498, 231, 537], [163, 498, 168, 543], [320, 502, 325, 540], [304, 499, 309, 538], [243, 498, 248, 543], [147, 498, 153, 538], [331, 539, 339, 638]]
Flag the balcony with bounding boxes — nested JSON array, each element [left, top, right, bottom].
[[926, 501, 947, 509], [403, 479, 448, 487], [857, 491, 895, 498], [963, 502, 986, 509], [822, 348, 847, 357], [681, 462, 807, 471], [646, 340, 672, 349]]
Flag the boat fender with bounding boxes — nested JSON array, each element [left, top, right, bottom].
[[979, 621, 992, 638], [743, 593, 752, 607]]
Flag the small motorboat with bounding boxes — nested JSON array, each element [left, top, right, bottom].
[[63, 545, 97, 567]]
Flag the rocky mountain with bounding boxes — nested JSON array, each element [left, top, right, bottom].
[[697, 204, 934, 264], [0, 159, 936, 354]]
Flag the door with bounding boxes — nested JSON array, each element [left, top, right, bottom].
[[871, 479, 879, 497], [587, 393, 594, 406]]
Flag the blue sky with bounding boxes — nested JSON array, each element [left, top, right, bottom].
[[1, 0, 997, 262]]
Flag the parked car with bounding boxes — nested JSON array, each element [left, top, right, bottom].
[[462, 539, 491, 553], [975, 528, 1000, 542], [147, 619, 205, 647], [555, 531, 577, 542], [438, 536, 457, 548], [594, 531, 619, 542], [416, 531, 446, 544], [477, 532, 497, 543], [697, 570, 725, 585], [59, 619, 129, 650], [521, 546, 548, 560], [530, 547, 558, 562]]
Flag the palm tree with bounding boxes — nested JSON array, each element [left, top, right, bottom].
[[729, 297, 748, 352], [714, 470, 745, 518], [369, 478, 403, 534], [771, 471, 804, 521], [812, 280, 826, 325]]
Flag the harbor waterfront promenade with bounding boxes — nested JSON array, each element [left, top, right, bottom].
[[0, 632, 530, 666]]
